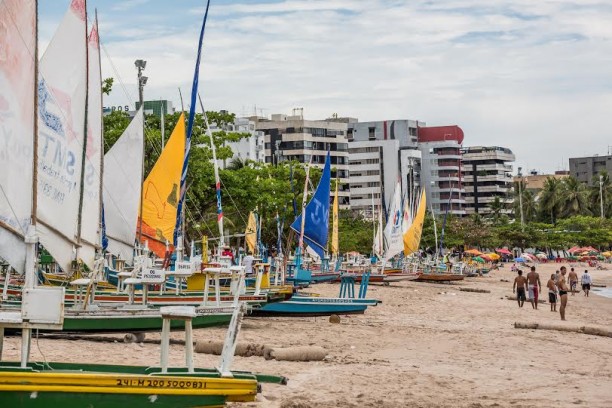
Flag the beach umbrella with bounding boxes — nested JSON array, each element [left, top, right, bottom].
[[602, 251, 612, 258], [487, 253, 501, 260], [473, 256, 485, 263], [568, 246, 581, 254], [481, 255, 492, 262], [495, 248, 512, 255], [515, 257, 525, 263], [465, 249, 483, 256], [536, 253, 547, 260]]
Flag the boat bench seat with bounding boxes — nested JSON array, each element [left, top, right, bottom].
[[123, 278, 143, 285], [70, 278, 96, 286]]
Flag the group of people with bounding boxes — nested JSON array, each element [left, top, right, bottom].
[[513, 265, 593, 320]]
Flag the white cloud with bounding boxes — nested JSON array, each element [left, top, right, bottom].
[[57, 0, 612, 173]]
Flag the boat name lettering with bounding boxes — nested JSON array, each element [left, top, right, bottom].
[[310, 298, 353, 303], [115, 378, 205, 389]]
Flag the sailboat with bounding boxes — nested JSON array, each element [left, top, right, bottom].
[[0, 0, 286, 404], [253, 152, 379, 316]]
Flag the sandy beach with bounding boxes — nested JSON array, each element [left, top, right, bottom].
[[2, 262, 611, 407]]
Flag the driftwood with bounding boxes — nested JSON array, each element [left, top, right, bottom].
[[506, 296, 547, 304], [263, 346, 327, 361], [514, 322, 612, 338], [592, 284, 606, 288], [194, 341, 265, 357], [459, 288, 491, 293]]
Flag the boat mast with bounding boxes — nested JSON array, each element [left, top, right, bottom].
[[75, 1, 90, 264], [298, 157, 313, 256], [198, 94, 224, 252], [95, 11, 104, 252]]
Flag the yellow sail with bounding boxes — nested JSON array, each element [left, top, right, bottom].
[[245, 211, 257, 254], [403, 190, 426, 255], [140, 113, 186, 252], [331, 181, 339, 255]]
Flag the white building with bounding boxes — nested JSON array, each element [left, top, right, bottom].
[[461, 146, 515, 216], [347, 119, 423, 216], [255, 111, 351, 208], [225, 117, 265, 165]]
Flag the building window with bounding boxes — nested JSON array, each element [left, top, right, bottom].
[[368, 127, 376, 140]]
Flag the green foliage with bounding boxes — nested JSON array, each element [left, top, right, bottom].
[[102, 77, 113, 95]]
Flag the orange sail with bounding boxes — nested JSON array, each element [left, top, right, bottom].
[[138, 113, 186, 257]]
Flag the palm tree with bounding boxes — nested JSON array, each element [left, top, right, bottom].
[[489, 196, 504, 225], [589, 171, 612, 218], [226, 156, 247, 170], [539, 176, 561, 224], [558, 176, 590, 217], [512, 180, 536, 222]]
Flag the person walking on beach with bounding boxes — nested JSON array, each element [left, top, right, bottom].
[[547, 274, 558, 312], [581, 270, 592, 297], [526, 266, 541, 309], [557, 267, 569, 320], [513, 270, 528, 308], [568, 267, 579, 295]]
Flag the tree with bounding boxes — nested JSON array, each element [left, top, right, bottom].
[[558, 176, 590, 218], [102, 77, 113, 95], [538, 176, 561, 224], [488, 196, 505, 226], [589, 171, 612, 218]]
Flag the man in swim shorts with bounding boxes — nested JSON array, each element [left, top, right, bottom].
[[568, 267, 578, 296], [526, 266, 541, 310], [557, 267, 569, 320], [546, 274, 557, 312], [513, 270, 528, 308]]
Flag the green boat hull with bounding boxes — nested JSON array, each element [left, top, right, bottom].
[[0, 391, 226, 408], [61, 313, 233, 332]]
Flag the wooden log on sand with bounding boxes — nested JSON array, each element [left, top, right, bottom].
[[506, 295, 546, 304], [592, 284, 606, 288], [514, 322, 612, 338], [194, 341, 265, 357], [459, 288, 491, 293], [263, 346, 327, 361]]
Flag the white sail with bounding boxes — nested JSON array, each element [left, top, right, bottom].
[[373, 210, 383, 258], [103, 108, 144, 263], [0, 0, 36, 273], [383, 181, 403, 260], [36, 0, 87, 272], [79, 21, 103, 268]]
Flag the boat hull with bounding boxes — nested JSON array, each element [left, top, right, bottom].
[[416, 273, 465, 282], [0, 361, 271, 407], [251, 296, 376, 317]]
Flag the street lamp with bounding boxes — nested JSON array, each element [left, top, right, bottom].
[[517, 167, 524, 231], [135, 59, 147, 242], [600, 174, 604, 219]]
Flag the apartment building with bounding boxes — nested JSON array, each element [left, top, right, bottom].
[[461, 146, 515, 216], [255, 111, 351, 207], [569, 154, 612, 185]]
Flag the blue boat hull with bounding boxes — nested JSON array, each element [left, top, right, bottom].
[[251, 296, 375, 316]]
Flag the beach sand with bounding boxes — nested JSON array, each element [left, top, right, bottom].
[[2, 262, 611, 407]]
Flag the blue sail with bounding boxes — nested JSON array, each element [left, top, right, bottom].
[[290, 152, 331, 259], [173, 0, 211, 246]]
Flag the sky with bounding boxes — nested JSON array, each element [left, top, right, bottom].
[[38, 0, 612, 174]]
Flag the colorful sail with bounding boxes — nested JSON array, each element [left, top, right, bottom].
[[290, 152, 331, 259], [0, 0, 36, 273], [139, 114, 186, 257], [174, 0, 212, 246], [245, 211, 257, 254], [103, 108, 144, 263], [331, 180, 339, 255], [383, 181, 403, 260], [79, 18, 103, 267], [37, 0, 87, 272], [403, 189, 426, 255]]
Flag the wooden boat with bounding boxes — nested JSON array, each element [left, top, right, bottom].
[[415, 273, 465, 282], [252, 295, 375, 316]]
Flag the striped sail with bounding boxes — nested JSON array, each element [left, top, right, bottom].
[[103, 108, 144, 263], [36, 0, 87, 273], [79, 18, 103, 268], [0, 0, 36, 273]]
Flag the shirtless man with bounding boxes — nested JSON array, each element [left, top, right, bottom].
[[513, 270, 528, 308], [568, 267, 579, 295], [547, 274, 558, 312], [526, 266, 542, 310], [557, 266, 569, 320]]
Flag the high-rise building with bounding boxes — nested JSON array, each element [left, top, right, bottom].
[[347, 119, 424, 215], [134, 99, 174, 118], [418, 126, 466, 216], [461, 146, 515, 216], [569, 154, 612, 185], [255, 111, 350, 207]]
